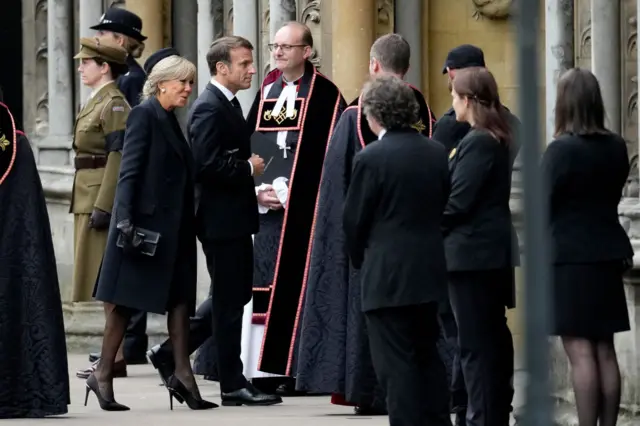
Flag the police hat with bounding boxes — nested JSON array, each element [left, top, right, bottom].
[[0, 102, 17, 187], [143, 47, 180, 75], [90, 8, 147, 42], [442, 44, 486, 74], [74, 36, 128, 64]]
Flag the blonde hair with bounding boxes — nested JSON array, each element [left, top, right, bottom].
[[142, 55, 197, 101]]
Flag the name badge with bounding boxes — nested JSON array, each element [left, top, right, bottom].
[[256, 98, 305, 132]]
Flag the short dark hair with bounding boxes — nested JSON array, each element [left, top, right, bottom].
[[370, 34, 411, 75], [361, 75, 418, 130], [93, 57, 128, 80], [452, 66, 512, 146], [283, 21, 313, 48], [206, 35, 254, 76], [554, 67, 608, 137]]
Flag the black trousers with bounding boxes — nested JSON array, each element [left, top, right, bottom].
[[439, 307, 468, 413], [123, 310, 148, 361], [448, 269, 514, 426], [157, 236, 253, 393], [366, 302, 451, 426]]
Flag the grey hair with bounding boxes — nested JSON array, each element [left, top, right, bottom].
[[361, 75, 419, 130], [370, 34, 411, 76], [142, 55, 196, 101]]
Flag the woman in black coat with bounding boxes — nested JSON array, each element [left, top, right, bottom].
[[444, 67, 519, 426], [543, 68, 633, 426], [88, 50, 215, 411]]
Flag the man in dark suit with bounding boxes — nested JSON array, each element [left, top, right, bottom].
[[343, 75, 452, 426], [146, 36, 280, 406]]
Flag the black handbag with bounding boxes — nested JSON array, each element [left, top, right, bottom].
[[116, 226, 161, 257]]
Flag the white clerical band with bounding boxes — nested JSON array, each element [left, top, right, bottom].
[[272, 84, 297, 119]]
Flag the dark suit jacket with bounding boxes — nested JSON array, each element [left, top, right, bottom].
[[443, 128, 517, 271], [433, 106, 522, 160], [343, 129, 451, 312], [432, 108, 471, 154], [117, 56, 146, 107], [187, 82, 259, 241], [542, 132, 634, 264], [98, 97, 198, 315]]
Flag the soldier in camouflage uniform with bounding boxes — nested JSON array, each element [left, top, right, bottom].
[[70, 36, 130, 304]]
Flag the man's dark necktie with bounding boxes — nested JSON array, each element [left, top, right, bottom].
[[230, 97, 243, 117]]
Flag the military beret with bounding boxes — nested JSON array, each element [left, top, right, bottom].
[[143, 47, 180, 75], [74, 36, 128, 65]]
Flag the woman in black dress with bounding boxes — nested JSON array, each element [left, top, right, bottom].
[[445, 67, 519, 426], [88, 49, 215, 412], [543, 67, 632, 426]]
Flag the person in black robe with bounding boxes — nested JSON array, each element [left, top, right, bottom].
[[0, 99, 70, 418], [192, 22, 346, 396], [295, 34, 455, 415]]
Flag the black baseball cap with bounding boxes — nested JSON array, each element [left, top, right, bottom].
[[143, 47, 180, 75], [442, 44, 485, 74], [91, 8, 147, 42]]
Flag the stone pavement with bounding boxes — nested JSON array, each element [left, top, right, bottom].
[[3, 354, 543, 425], [5, 354, 388, 425]]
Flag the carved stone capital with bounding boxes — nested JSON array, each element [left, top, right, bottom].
[[471, 0, 512, 20]]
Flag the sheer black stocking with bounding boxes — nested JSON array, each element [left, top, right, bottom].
[[94, 303, 131, 401], [562, 336, 621, 426], [595, 338, 621, 426], [168, 302, 203, 400]]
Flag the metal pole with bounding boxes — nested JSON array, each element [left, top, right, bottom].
[[514, 0, 553, 425]]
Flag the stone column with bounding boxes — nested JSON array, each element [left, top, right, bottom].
[[79, 0, 104, 104], [172, 0, 198, 129], [47, 0, 74, 138], [269, 0, 297, 68], [233, 0, 260, 115], [197, 0, 213, 94], [331, 0, 376, 101], [395, 0, 422, 90], [126, 0, 165, 63], [591, 0, 621, 133], [544, 0, 574, 144]]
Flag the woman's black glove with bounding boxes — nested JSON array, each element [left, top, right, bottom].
[[88, 208, 111, 230], [116, 219, 143, 254]]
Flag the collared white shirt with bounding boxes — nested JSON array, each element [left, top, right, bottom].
[[378, 128, 387, 140], [210, 77, 254, 175], [210, 78, 235, 101]]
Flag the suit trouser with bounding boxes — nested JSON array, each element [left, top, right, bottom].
[[448, 269, 514, 426], [157, 236, 253, 393], [123, 310, 148, 360], [439, 307, 468, 413], [366, 302, 452, 426]]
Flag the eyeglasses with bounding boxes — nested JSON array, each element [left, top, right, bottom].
[[267, 44, 307, 52]]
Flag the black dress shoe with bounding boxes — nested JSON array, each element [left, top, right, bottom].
[[221, 383, 283, 406], [147, 345, 173, 386], [275, 382, 308, 397], [354, 404, 387, 416], [88, 352, 100, 363]]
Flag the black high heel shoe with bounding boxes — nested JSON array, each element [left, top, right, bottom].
[[84, 373, 130, 411], [166, 375, 218, 410]]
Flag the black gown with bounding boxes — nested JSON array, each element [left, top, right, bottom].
[[0, 104, 70, 418], [295, 90, 455, 412]]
